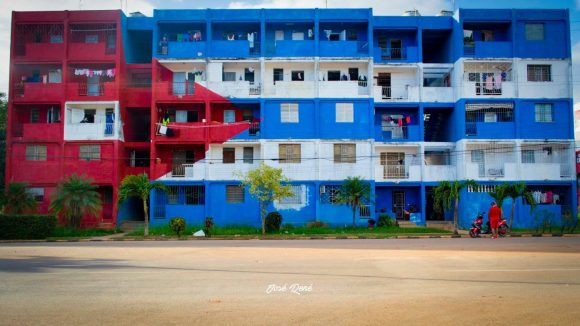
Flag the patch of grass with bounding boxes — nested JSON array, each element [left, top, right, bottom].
[[50, 227, 117, 238], [278, 226, 451, 236], [511, 228, 580, 234]]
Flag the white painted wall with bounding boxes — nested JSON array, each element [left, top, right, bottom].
[[516, 59, 571, 99], [64, 101, 121, 141]]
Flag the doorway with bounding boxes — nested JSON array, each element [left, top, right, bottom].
[[390, 39, 402, 59], [393, 190, 406, 220], [377, 73, 391, 99]]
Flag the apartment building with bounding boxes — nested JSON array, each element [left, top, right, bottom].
[[6, 8, 575, 229]]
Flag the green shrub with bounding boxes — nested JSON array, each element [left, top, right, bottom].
[[204, 217, 214, 237], [0, 215, 57, 240], [169, 217, 186, 236], [281, 223, 295, 231], [265, 212, 283, 233], [305, 221, 328, 229], [377, 214, 395, 227]]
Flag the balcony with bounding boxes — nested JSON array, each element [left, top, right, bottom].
[[319, 41, 369, 57], [462, 81, 515, 98], [158, 41, 207, 59], [232, 121, 261, 139], [13, 82, 64, 102], [207, 81, 261, 98], [16, 123, 61, 141], [376, 125, 421, 142], [373, 86, 419, 102], [123, 83, 151, 107], [263, 81, 315, 98], [464, 41, 512, 58], [155, 81, 197, 101], [422, 87, 453, 102], [67, 82, 117, 101], [319, 81, 369, 98], [66, 122, 118, 140], [423, 165, 456, 182], [211, 40, 261, 58], [374, 47, 419, 63], [13, 24, 65, 62], [375, 164, 421, 181], [155, 122, 206, 143], [14, 42, 64, 62], [266, 40, 315, 57], [68, 23, 117, 61]]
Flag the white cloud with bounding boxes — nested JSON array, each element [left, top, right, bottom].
[[0, 0, 155, 94]]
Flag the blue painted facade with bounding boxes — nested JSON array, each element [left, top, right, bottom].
[[119, 7, 576, 230]]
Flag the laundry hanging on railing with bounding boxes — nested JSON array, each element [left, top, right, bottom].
[[74, 68, 116, 78]]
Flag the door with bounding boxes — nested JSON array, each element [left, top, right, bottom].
[[393, 191, 406, 220], [173, 72, 186, 95], [348, 68, 359, 81], [390, 39, 402, 59], [244, 68, 255, 83], [87, 75, 100, 96], [172, 151, 187, 177], [471, 150, 485, 177], [377, 73, 391, 99], [105, 109, 115, 136]]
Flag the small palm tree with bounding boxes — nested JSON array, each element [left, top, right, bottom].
[[337, 177, 372, 228], [118, 173, 166, 236], [489, 183, 511, 217], [50, 174, 101, 229], [506, 182, 536, 229], [0, 183, 38, 214], [432, 180, 477, 235]]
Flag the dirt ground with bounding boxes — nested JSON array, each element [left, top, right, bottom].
[[0, 238, 579, 325]]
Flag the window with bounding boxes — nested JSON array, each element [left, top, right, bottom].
[[525, 23, 544, 41], [30, 109, 40, 123], [535, 103, 553, 123], [226, 185, 244, 203], [243, 147, 254, 164], [273, 68, 284, 83], [279, 185, 303, 204], [522, 150, 535, 163], [346, 30, 358, 41], [327, 70, 341, 81], [223, 72, 236, 82], [291, 71, 304, 81], [336, 103, 354, 123], [279, 144, 301, 163], [333, 144, 356, 163], [527, 65, 551, 82], [184, 186, 204, 205], [280, 103, 299, 123], [79, 145, 100, 161], [47, 107, 60, 123], [224, 110, 235, 123], [425, 151, 451, 165], [25, 145, 47, 161], [223, 148, 235, 164], [320, 185, 341, 204], [484, 112, 497, 123], [166, 186, 180, 204], [81, 109, 96, 123], [26, 188, 44, 202], [175, 110, 199, 123]]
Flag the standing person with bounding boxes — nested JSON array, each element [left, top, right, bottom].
[[488, 201, 502, 239]]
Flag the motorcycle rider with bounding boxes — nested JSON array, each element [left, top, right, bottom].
[[488, 201, 502, 239]]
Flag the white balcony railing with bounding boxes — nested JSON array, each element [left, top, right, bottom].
[[422, 87, 454, 102], [373, 85, 419, 102], [263, 81, 315, 98], [319, 81, 369, 98], [207, 81, 261, 98], [375, 164, 421, 181]]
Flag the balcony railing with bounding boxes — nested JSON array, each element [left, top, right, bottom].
[[78, 82, 104, 96], [475, 82, 502, 95], [380, 47, 406, 60], [13, 82, 64, 101], [170, 81, 195, 96], [381, 126, 408, 140], [382, 165, 408, 179], [207, 81, 261, 97], [171, 164, 186, 177]]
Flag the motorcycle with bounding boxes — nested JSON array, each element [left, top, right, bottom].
[[469, 212, 509, 238]]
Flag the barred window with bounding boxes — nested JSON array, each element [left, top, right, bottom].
[[243, 147, 254, 164], [166, 186, 180, 205], [334, 144, 356, 163], [226, 185, 244, 203], [280, 103, 299, 123], [525, 23, 544, 41], [279, 144, 301, 163], [535, 103, 553, 123], [26, 187, 44, 202], [279, 185, 303, 205], [320, 185, 341, 204], [336, 103, 354, 123], [522, 150, 535, 164], [79, 145, 100, 161], [184, 186, 205, 205], [527, 65, 551, 82], [25, 145, 47, 161]]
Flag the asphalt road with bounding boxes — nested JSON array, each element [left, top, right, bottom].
[[1, 238, 579, 325]]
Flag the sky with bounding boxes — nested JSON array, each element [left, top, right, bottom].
[[0, 0, 578, 102]]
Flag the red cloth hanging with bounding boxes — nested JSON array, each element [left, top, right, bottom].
[[397, 118, 403, 127], [406, 116, 411, 124]]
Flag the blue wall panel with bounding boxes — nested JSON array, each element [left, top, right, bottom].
[[262, 100, 316, 139]]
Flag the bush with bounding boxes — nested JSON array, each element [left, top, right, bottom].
[[169, 217, 186, 236], [0, 215, 57, 240], [265, 212, 283, 233], [305, 221, 328, 229], [204, 217, 214, 237], [281, 223, 295, 231], [377, 214, 395, 227]]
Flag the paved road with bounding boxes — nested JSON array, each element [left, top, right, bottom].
[[1, 238, 579, 325]]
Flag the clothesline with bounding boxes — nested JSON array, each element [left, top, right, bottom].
[[74, 68, 116, 78], [155, 121, 251, 129]]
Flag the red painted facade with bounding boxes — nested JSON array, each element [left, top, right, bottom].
[[7, 10, 249, 228]]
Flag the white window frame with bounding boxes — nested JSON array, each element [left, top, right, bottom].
[[279, 185, 303, 205], [336, 103, 354, 123], [280, 103, 299, 123], [535, 103, 553, 123], [527, 65, 552, 82], [79, 145, 100, 161], [25, 145, 47, 161], [525, 23, 544, 41]]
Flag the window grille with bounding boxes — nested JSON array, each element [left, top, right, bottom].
[[527, 65, 551, 82], [127, 69, 152, 87], [334, 144, 356, 163], [184, 186, 205, 205], [280, 103, 299, 123], [226, 185, 244, 203], [359, 205, 371, 217], [25, 145, 47, 161], [166, 186, 180, 205], [320, 185, 341, 204], [69, 23, 117, 54], [279, 185, 303, 205], [534, 103, 553, 123], [465, 103, 514, 136], [380, 152, 407, 179], [467, 185, 497, 193], [243, 147, 254, 164], [336, 103, 354, 123], [520, 143, 572, 177], [521, 150, 535, 164], [525, 23, 544, 41], [279, 144, 301, 163], [79, 145, 100, 161], [467, 143, 515, 178], [26, 187, 44, 202], [14, 24, 64, 56]]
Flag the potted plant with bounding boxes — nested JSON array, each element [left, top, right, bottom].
[[367, 219, 376, 229]]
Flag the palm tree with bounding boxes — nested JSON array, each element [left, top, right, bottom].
[[432, 180, 477, 235], [337, 176, 371, 228], [49, 174, 101, 229], [118, 173, 166, 236], [0, 182, 38, 214], [489, 183, 511, 217], [505, 182, 536, 229]]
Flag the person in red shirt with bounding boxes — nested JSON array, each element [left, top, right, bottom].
[[488, 202, 502, 239]]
